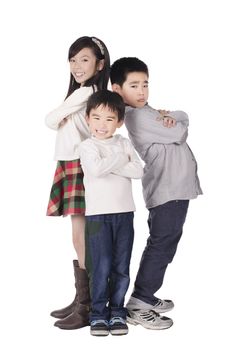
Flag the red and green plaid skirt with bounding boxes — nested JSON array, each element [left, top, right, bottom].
[[46, 159, 85, 216]]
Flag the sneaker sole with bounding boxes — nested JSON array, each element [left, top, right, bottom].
[[127, 316, 173, 330], [90, 330, 109, 336], [110, 329, 128, 336]]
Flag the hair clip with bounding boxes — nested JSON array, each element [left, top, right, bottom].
[[92, 37, 104, 56]]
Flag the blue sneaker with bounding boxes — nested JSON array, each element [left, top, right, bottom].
[[90, 319, 109, 336], [109, 317, 128, 335]]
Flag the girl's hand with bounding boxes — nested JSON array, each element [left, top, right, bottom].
[[59, 117, 69, 127]]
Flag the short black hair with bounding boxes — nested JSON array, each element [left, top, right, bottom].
[[110, 57, 149, 86], [86, 90, 125, 121]]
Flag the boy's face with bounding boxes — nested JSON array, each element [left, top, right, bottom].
[[86, 104, 123, 140], [112, 72, 149, 108]]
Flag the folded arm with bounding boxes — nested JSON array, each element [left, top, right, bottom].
[[79, 141, 129, 177], [125, 108, 189, 146], [45, 87, 93, 130], [164, 110, 189, 127], [112, 139, 143, 179]]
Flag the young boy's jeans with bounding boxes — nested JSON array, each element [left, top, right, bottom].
[[132, 200, 189, 306], [85, 212, 134, 321]]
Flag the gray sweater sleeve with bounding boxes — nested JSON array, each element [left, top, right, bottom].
[[125, 106, 188, 147], [165, 110, 189, 127]]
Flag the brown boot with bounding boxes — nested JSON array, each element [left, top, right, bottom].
[[54, 266, 90, 330], [50, 260, 79, 319]]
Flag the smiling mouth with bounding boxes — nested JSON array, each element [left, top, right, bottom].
[[96, 130, 107, 134], [74, 72, 85, 78]]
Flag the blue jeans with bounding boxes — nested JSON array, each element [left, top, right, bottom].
[[132, 200, 189, 305], [85, 212, 134, 321]]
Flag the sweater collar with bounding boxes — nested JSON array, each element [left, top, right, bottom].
[[90, 134, 120, 144]]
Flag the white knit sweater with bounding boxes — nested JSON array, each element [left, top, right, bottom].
[[45, 86, 95, 160], [79, 134, 143, 216]]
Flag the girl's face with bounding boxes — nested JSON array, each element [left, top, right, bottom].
[[69, 47, 104, 86]]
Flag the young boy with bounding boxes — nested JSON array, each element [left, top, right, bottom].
[[79, 90, 143, 336], [110, 57, 202, 330]]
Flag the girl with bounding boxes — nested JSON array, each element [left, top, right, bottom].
[[45, 36, 110, 330]]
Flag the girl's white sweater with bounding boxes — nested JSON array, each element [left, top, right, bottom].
[[45, 86, 94, 160]]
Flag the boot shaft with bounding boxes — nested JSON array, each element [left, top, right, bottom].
[[75, 265, 90, 305]]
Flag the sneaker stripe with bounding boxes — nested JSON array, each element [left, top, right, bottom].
[[127, 309, 173, 330]]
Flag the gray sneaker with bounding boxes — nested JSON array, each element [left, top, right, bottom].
[[127, 296, 174, 313], [127, 309, 173, 330], [152, 299, 174, 313]]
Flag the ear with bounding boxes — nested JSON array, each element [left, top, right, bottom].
[[117, 120, 124, 128], [97, 59, 104, 71], [85, 115, 90, 124], [111, 83, 121, 93]]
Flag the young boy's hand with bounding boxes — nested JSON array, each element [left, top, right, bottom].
[[158, 109, 170, 117], [163, 116, 176, 127], [157, 110, 176, 128]]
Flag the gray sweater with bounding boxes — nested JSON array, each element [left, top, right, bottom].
[[125, 105, 202, 209]]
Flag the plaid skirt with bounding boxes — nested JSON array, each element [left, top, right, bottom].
[[46, 159, 85, 216]]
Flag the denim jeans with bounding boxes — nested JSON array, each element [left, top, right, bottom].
[[132, 200, 189, 305], [85, 212, 134, 321]]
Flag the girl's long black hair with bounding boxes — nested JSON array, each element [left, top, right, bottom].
[[65, 36, 110, 99]]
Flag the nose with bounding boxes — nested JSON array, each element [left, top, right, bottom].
[[100, 121, 107, 129], [138, 85, 145, 95]]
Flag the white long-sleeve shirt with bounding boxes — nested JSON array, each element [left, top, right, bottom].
[[45, 86, 95, 160], [79, 134, 143, 216]]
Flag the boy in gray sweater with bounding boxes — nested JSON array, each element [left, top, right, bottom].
[[110, 57, 202, 330]]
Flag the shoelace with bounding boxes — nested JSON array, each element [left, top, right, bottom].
[[109, 317, 126, 325], [91, 319, 108, 326]]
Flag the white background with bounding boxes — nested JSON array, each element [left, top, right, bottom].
[[0, 0, 231, 349]]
